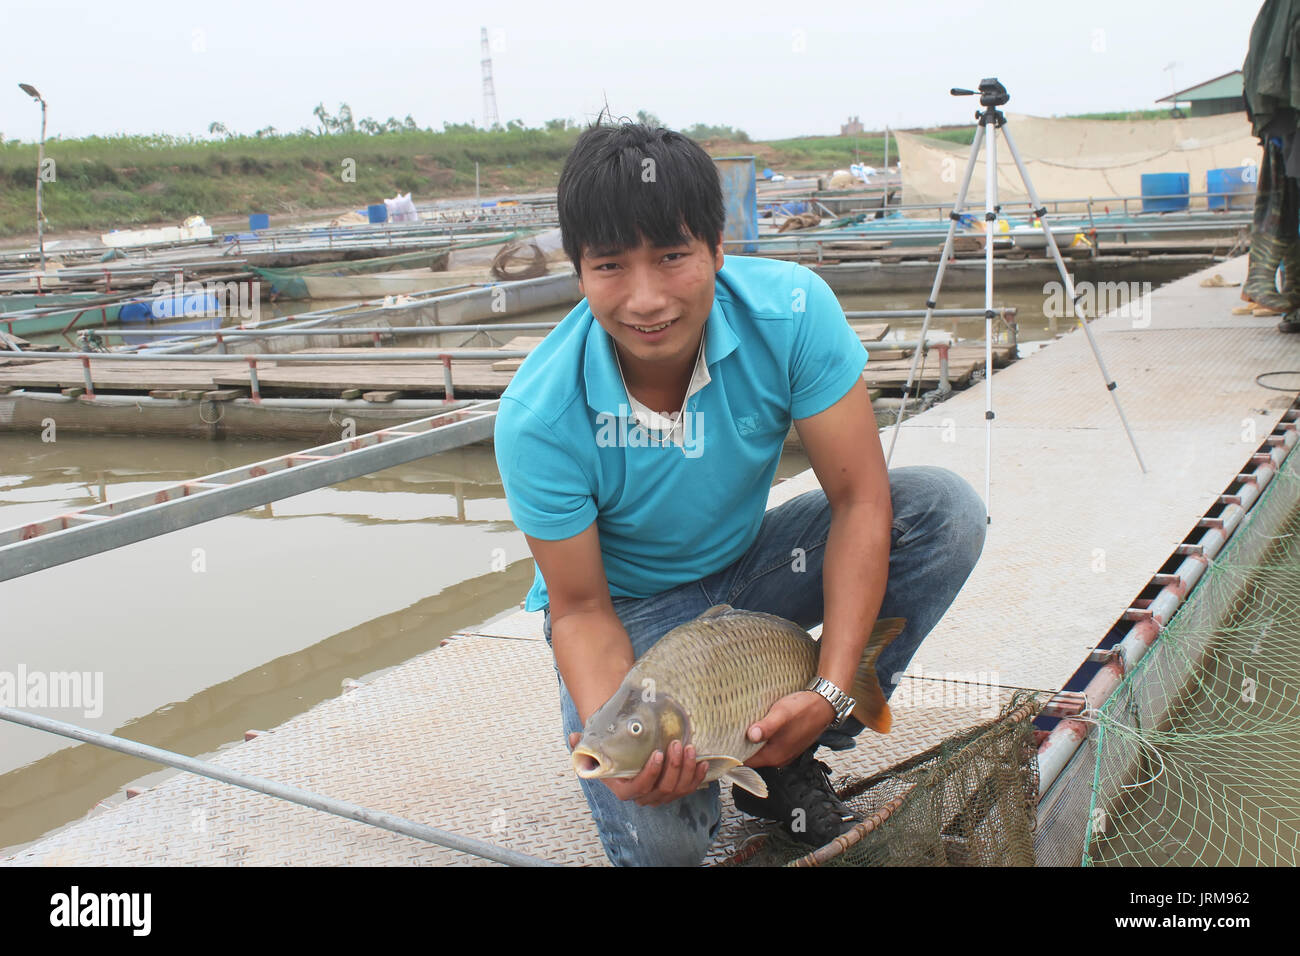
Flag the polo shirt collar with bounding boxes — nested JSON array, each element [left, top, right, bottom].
[[582, 294, 739, 414]]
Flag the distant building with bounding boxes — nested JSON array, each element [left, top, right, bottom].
[[840, 115, 864, 136], [1157, 70, 1246, 117]]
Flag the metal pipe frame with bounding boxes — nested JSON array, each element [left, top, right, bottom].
[[0, 401, 499, 581], [0, 706, 554, 867], [1036, 415, 1300, 796]]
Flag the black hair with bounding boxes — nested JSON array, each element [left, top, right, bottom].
[[556, 122, 724, 274]]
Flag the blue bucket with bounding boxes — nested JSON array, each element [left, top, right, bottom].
[[1206, 167, 1255, 211], [248, 213, 269, 231], [1141, 173, 1190, 212], [367, 203, 388, 224]]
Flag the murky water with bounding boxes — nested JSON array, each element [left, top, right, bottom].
[[0, 432, 811, 852]]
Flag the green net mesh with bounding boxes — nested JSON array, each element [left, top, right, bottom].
[[1084, 455, 1300, 867], [725, 690, 1044, 867]]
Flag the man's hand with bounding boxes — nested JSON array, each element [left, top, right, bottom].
[[743, 690, 837, 768], [567, 732, 709, 806]]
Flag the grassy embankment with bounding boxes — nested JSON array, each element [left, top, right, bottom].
[[0, 109, 1177, 240]]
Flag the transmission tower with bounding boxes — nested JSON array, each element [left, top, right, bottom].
[[480, 27, 499, 130]]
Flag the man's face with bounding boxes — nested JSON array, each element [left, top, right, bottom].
[[577, 232, 724, 378]]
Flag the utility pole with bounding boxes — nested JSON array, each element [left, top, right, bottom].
[[18, 83, 47, 273], [480, 28, 499, 130]]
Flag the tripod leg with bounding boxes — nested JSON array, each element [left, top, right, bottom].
[[982, 118, 998, 522], [999, 124, 1148, 473], [886, 121, 989, 467]]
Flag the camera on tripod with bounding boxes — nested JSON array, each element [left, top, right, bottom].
[[950, 78, 1010, 108]]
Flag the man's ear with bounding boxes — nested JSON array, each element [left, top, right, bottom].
[[713, 232, 725, 270]]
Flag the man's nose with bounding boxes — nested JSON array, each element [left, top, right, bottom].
[[624, 264, 670, 317]]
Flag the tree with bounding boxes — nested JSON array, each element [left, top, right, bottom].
[[312, 102, 332, 134], [635, 109, 663, 128], [208, 121, 230, 137]]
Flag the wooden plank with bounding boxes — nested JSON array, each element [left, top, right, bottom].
[[203, 388, 246, 402], [497, 336, 546, 352], [362, 390, 403, 403], [211, 363, 516, 396], [848, 321, 890, 342]]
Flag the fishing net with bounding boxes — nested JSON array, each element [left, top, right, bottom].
[[725, 690, 1044, 867], [1083, 448, 1300, 867], [491, 239, 549, 280]]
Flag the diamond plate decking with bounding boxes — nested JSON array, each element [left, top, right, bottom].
[[5, 255, 1296, 866]]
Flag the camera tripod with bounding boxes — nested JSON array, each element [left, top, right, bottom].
[[885, 79, 1148, 522]]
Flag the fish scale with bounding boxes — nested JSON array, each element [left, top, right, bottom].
[[628, 610, 820, 765], [572, 604, 905, 796]]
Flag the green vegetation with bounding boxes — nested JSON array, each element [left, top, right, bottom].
[[0, 106, 1184, 240], [1066, 108, 1175, 122], [0, 123, 582, 237]]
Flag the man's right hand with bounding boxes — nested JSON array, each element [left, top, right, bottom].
[[567, 732, 709, 807]]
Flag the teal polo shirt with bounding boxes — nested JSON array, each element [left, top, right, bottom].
[[493, 254, 868, 612]]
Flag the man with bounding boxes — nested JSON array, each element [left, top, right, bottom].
[[1242, 0, 1300, 332], [494, 122, 985, 866]]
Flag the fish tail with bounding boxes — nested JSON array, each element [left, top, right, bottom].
[[849, 617, 907, 733]]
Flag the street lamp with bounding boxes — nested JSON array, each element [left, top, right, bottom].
[[18, 83, 47, 273]]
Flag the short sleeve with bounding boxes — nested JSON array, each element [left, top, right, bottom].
[[788, 269, 869, 420], [493, 397, 597, 540]]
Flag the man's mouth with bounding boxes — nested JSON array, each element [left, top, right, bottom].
[[626, 318, 677, 335]]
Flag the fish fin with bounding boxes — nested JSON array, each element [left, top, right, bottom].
[[723, 766, 768, 799], [698, 755, 768, 798], [849, 617, 907, 734], [697, 604, 733, 620]]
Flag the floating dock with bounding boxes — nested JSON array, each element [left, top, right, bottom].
[[3, 255, 1297, 865]]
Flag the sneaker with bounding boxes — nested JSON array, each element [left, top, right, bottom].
[[732, 746, 862, 847]]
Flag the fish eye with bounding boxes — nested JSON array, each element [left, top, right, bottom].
[[627, 719, 643, 736]]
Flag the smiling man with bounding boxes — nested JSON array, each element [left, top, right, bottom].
[[493, 122, 986, 866]]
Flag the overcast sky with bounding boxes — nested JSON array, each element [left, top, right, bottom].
[[2, 0, 1265, 144]]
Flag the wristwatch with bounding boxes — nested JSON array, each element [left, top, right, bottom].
[[806, 677, 856, 727]]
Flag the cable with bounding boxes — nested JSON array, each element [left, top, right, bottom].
[[1254, 371, 1300, 391]]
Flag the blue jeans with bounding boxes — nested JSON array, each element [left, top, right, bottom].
[[542, 465, 986, 866]]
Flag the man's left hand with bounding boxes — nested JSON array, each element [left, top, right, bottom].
[[744, 690, 837, 768]]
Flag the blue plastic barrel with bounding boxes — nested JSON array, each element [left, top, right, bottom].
[[1141, 173, 1190, 212], [1206, 167, 1255, 211], [248, 213, 269, 231], [367, 203, 388, 223]]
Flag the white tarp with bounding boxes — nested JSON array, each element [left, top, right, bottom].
[[895, 112, 1261, 213]]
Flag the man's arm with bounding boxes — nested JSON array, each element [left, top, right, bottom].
[[527, 524, 708, 805], [745, 376, 892, 766]]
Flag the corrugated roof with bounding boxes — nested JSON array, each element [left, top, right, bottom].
[[1158, 70, 1244, 103]]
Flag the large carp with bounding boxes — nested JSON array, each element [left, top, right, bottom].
[[571, 604, 905, 798]]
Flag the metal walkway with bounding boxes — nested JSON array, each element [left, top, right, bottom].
[[4, 255, 1298, 865]]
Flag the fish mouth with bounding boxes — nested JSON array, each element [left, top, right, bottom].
[[571, 746, 607, 778]]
